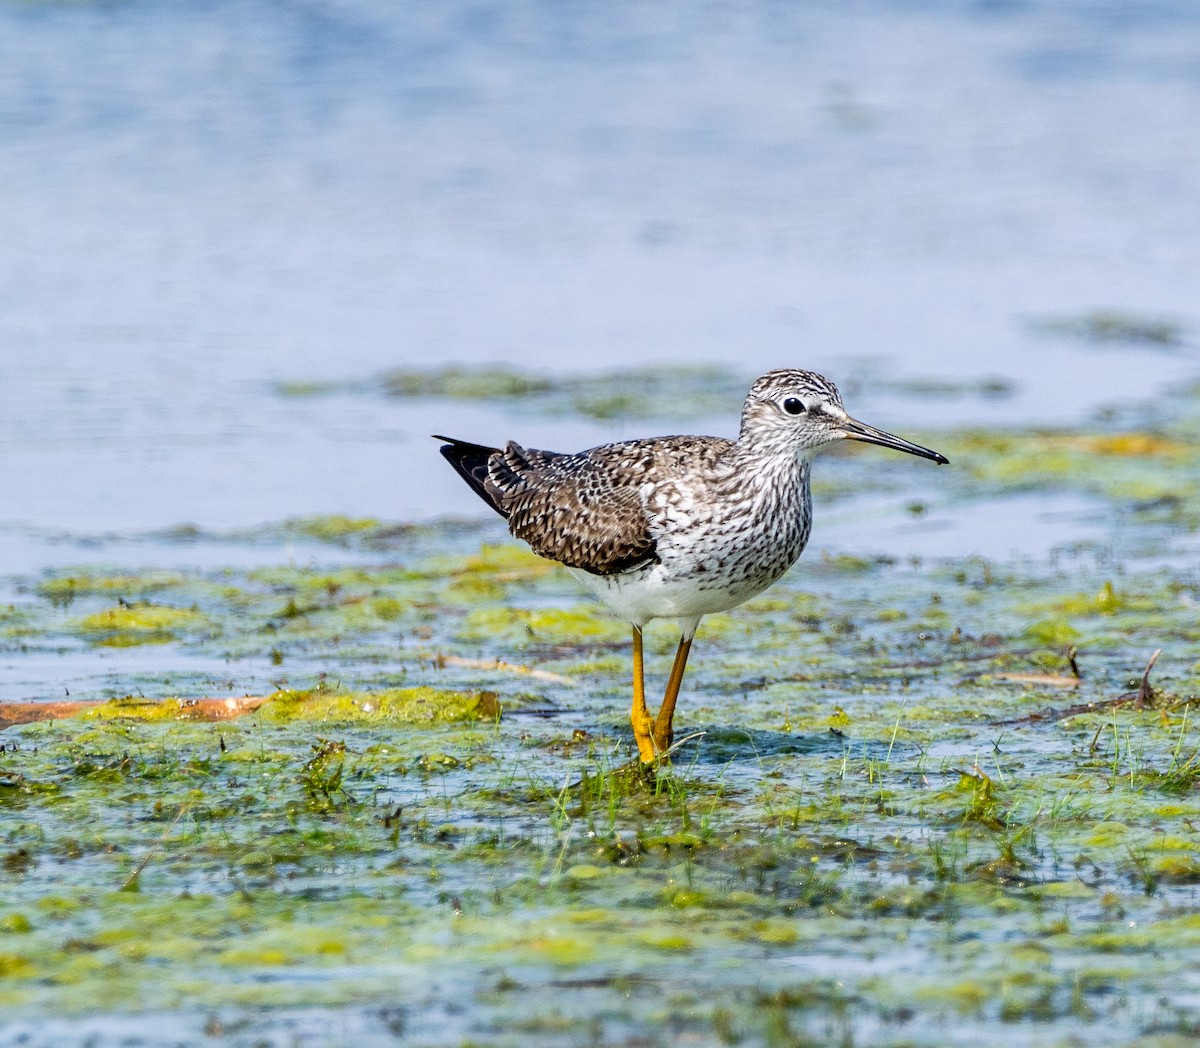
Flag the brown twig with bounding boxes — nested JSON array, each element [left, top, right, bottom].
[[998, 647, 1181, 726], [435, 654, 577, 685], [1137, 648, 1162, 705]]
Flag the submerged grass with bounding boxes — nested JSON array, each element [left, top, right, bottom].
[[3, 525, 1200, 1046], [9, 385, 1200, 1044]]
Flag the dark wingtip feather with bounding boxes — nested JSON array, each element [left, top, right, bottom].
[[434, 435, 508, 518]]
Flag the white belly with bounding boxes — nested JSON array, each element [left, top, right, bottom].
[[568, 557, 789, 627], [564, 456, 812, 629]]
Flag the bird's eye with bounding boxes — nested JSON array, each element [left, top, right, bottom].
[[782, 398, 806, 416]]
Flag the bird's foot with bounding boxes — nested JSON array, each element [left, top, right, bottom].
[[651, 723, 674, 756]]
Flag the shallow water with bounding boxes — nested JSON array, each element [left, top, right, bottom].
[[3, 528, 1200, 1047], [3, 1, 1200, 1046], [3, 0, 1200, 535]]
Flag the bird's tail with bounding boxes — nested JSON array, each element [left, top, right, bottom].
[[433, 435, 508, 518]]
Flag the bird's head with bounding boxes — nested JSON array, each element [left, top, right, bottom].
[[739, 369, 948, 464]]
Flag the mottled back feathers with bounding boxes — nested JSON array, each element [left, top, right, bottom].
[[437, 434, 739, 576]]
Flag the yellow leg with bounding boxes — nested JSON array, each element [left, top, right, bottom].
[[652, 636, 693, 754], [630, 626, 657, 763]]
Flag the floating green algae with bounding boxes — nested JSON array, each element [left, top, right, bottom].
[[73, 603, 211, 646], [1029, 309, 1187, 348], [37, 571, 189, 609], [258, 686, 500, 724], [127, 515, 438, 552], [443, 542, 557, 582], [9, 400, 1200, 1044], [278, 515, 407, 546], [457, 604, 628, 648], [3, 569, 1200, 1046], [940, 428, 1195, 502], [380, 364, 556, 400], [275, 361, 1031, 432], [4, 667, 1195, 1041], [278, 363, 747, 421]]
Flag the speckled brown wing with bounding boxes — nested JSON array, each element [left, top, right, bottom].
[[485, 440, 659, 576]]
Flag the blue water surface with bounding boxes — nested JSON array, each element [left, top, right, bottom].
[[0, 0, 1196, 531]]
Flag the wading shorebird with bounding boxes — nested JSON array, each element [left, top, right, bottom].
[[436, 369, 947, 763]]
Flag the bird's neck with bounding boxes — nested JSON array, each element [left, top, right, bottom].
[[728, 442, 813, 512], [716, 444, 814, 565]]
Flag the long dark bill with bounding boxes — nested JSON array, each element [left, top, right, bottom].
[[839, 417, 949, 465]]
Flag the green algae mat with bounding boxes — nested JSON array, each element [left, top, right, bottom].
[[5, 403, 1200, 1046]]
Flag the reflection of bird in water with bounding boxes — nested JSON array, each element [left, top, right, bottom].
[[437, 369, 948, 763]]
